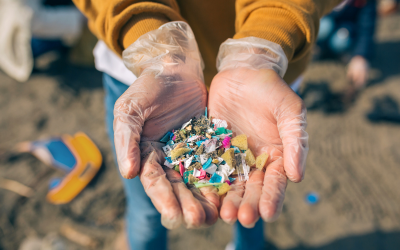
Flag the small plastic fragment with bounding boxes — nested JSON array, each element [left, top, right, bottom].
[[221, 148, 236, 169], [209, 172, 222, 183], [184, 156, 194, 169], [217, 183, 231, 195], [204, 164, 217, 174], [188, 175, 198, 185], [222, 136, 231, 148], [195, 144, 204, 155], [179, 162, 185, 176], [162, 145, 172, 157], [215, 127, 228, 135], [202, 158, 212, 169], [198, 169, 207, 179], [164, 160, 174, 168], [160, 132, 173, 142], [305, 192, 319, 205], [181, 119, 192, 130], [231, 134, 248, 151], [191, 162, 203, 170], [256, 153, 269, 171], [235, 153, 249, 181], [212, 119, 228, 128], [171, 148, 191, 160], [245, 149, 256, 167]]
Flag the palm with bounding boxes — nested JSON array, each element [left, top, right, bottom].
[[208, 68, 308, 226], [114, 71, 220, 230]]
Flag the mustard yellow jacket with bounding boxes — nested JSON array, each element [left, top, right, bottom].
[[72, 0, 342, 85]]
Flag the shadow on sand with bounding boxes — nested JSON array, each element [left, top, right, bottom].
[[266, 230, 400, 250]]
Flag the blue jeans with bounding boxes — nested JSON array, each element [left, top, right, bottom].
[[103, 73, 265, 250], [317, 16, 353, 55]]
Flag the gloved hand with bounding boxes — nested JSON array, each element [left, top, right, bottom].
[[114, 22, 218, 229], [208, 37, 309, 227]]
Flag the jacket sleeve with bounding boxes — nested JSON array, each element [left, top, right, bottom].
[[234, 0, 344, 62], [353, 0, 377, 60], [72, 0, 183, 55]]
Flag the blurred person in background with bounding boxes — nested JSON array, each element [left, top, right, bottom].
[[72, 1, 343, 250], [378, 0, 399, 15], [315, 0, 377, 91], [0, 0, 84, 82]]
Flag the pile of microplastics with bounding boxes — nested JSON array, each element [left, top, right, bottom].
[[161, 109, 269, 196]]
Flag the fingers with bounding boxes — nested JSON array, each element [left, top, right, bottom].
[[277, 100, 309, 183], [198, 186, 220, 209], [220, 181, 245, 225], [164, 169, 207, 228], [113, 84, 153, 179], [238, 170, 264, 228], [191, 186, 219, 226], [259, 158, 287, 222], [114, 112, 142, 179], [139, 144, 183, 229]]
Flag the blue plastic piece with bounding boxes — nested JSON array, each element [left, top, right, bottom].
[[196, 140, 205, 147], [44, 139, 76, 172], [233, 146, 241, 153], [209, 173, 222, 183], [160, 132, 173, 142], [228, 177, 236, 182], [205, 107, 207, 117], [305, 192, 319, 205], [165, 157, 172, 163], [49, 178, 62, 189], [202, 158, 212, 169]]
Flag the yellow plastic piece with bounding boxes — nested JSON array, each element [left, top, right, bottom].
[[170, 147, 190, 160], [256, 153, 269, 171], [47, 132, 102, 204], [245, 149, 256, 167], [231, 134, 248, 151], [217, 183, 231, 196], [221, 148, 236, 169]]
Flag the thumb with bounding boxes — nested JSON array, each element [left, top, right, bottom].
[[113, 87, 150, 179], [277, 99, 309, 183]]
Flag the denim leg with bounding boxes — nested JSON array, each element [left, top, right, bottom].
[[233, 219, 265, 250], [103, 73, 167, 250]]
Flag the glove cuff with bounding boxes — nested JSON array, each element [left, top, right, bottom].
[[123, 21, 204, 78], [217, 37, 288, 78]]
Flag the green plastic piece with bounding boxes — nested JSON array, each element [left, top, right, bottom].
[[194, 182, 224, 188], [183, 170, 194, 184]]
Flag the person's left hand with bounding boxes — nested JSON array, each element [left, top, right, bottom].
[[208, 38, 309, 227]]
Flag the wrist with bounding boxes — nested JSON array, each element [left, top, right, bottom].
[[123, 21, 204, 78], [217, 37, 288, 78]]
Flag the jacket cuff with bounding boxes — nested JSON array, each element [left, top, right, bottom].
[[234, 7, 306, 62], [121, 13, 169, 50]]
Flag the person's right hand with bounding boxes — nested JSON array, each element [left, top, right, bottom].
[[347, 55, 369, 89], [113, 22, 219, 229]]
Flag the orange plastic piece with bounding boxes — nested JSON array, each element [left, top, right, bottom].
[[47, 132, 102, 204]]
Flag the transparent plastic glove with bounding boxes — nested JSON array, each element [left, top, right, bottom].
[[209, 37, 309, 227], [114, 22, 218, 229]]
